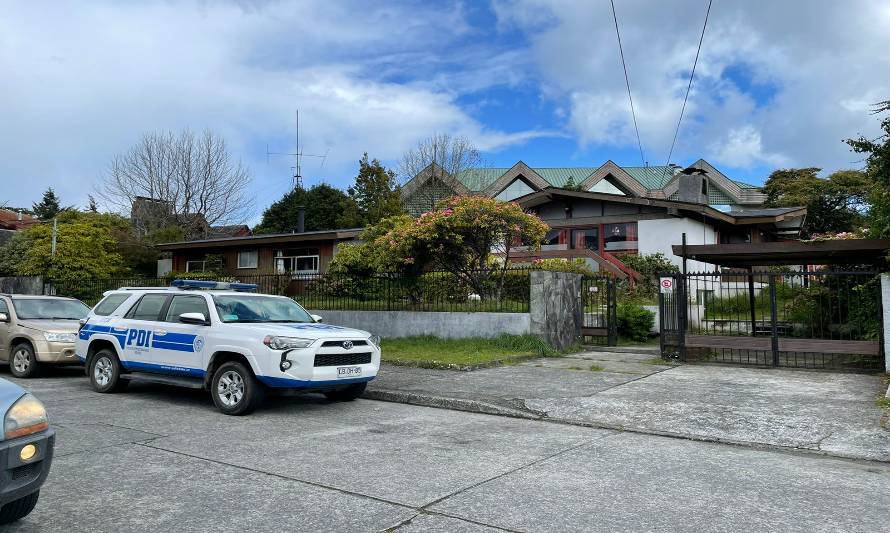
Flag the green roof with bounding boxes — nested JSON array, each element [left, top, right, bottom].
[[452, 164, 760, 193]]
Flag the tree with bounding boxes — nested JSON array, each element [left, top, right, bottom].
[[99, 129, 253, 238], [399, 133, 482, 213], [254, 183, 356, 234], [347, 154, 405, 225], [762, 168, 871, 237], [345, 196, 548, 299], [846, 100, 890, 237], [32, 187, 63, 219], [0, 213, 127, 283], [87, 195, 99, 213]]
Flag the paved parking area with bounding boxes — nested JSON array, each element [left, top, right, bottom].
[[372, 350, 890, 461], [5, 367, 890, 532]]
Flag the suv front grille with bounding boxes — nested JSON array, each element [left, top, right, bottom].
[[314, 352, 372, 367], [320, 340, 368, 348]]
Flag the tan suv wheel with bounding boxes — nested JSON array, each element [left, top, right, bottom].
[[10, 343, 38, 379]]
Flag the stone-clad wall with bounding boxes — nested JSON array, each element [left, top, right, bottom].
[[529, 271, 582, 351], [0, 276, 43, 295]]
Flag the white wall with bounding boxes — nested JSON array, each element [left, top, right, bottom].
[[637, 218, 716, 272]]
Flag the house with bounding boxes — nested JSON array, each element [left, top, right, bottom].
[[402, 159, 805, 276], [0, 208, 39, 246], [131, 197, 250, 240], [155, 228, 362, 277]]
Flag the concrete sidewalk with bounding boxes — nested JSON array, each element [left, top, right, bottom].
[[367, 350, 890, 462]]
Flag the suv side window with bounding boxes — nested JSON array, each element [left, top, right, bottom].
[[164, 295, 210, 323], [125, 294, 169, 321], [94, 294, 131, 316], [0, 298, 8, 316]]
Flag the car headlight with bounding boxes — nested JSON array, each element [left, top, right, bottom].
[[263, 336, 315, 350], [5, 394, 48, 440], [44, 332, 77, 343], [368, 335, 381, 347]]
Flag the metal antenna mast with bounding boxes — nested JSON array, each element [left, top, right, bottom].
[[266, 110, 329, 190]]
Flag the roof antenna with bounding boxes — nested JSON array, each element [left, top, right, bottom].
[[266, 110, 331, 190]]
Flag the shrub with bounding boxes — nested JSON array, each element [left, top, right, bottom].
[[616, 303, 654, 342], [620, 253, 678, 301], [532, 258, 595, 276]]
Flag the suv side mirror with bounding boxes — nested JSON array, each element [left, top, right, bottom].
[[0, 312, 8, 323], [179, 312, 208, 326], [310, 314, 323, 323]]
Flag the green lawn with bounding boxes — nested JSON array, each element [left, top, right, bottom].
[[381, 334, 564, 369]]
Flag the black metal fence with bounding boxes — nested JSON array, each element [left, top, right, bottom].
[[43, 268, 534, 313], [581, 276, 618, 345], [660, 271, 883, 371]]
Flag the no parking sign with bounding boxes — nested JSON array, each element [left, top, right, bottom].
[[659, 277, 674, 293]]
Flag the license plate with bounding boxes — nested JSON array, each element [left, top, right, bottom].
[[337, 366, 362, 379]]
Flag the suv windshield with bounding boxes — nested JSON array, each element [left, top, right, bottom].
[[212, 295, 313, 323], [12, 298, 90, 320]]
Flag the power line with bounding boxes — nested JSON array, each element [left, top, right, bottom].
[[662, 0, 713, 180], [610, 0, 645, 166]]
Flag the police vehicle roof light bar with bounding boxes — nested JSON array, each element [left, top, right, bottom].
[[170, 279, 258, 292]]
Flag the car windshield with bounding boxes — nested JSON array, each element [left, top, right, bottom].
[[12, 298, 90, 320], [212, 295, 313, 323]]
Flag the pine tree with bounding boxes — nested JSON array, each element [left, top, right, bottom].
[[88, 195, 99, 213], [346, 154, 405, 225], [32, 187, 62, 219]]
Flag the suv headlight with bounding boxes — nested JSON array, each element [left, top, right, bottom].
[[263, 336, 315, 350], [5, 394, 48, 440], [44, 332, 77, 343], [368, 335, 381, 348]]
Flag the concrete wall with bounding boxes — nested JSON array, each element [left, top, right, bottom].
[[0, 276, 43, 295], [310, 310, 531, 340], [529, 271, 582, 350], [637, 218, 717, 272]]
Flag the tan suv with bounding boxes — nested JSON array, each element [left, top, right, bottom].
[[0, 294, 90, 378]]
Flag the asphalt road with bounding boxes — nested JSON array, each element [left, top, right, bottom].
[[5, 367, 890, 532]]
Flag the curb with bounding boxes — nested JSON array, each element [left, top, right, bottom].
[[364, 387, 890, 465]]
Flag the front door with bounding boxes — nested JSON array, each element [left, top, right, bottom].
[[153, 294, 210, 376]]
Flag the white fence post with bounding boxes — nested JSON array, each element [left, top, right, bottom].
[[882, 274, 890, 373]]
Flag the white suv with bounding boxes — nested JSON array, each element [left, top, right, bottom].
[[74, 280, 381, 415]]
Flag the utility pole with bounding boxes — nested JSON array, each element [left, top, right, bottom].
[[51, 218, 58, 259]]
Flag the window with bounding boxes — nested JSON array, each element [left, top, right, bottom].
[[0, 298, 8, 315], [495, 179, 535, 201], [185, 261, 206, 273], [11, 298, 90, 320], [165, 295, 209, 322], [543, 229, 561, 246], [126, 294, 168, 321], [213, 294, 313, 323], [94, 294, 131, 316], [604, 223, 638, 252], [274, 247, 320, 275], [570, 228, 598, 251], [237, 250, 258, 269]]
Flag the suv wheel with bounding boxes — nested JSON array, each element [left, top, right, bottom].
[[211, 361, 264, 415], [10, 343, 38, 379], [89, 349, 128, 393], [0, 490, 40, 524], [324, 382, 367, 402]]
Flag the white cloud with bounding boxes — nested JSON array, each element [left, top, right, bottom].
[[494, 0, 890, 174], [0, 0, 540, 216]]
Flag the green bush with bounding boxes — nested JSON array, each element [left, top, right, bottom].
[[533, 258, 595, 276], [620, 253, 678, 301], [616, 303, 654, 342]]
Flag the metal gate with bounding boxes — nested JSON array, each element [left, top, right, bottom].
[[660, 271, 883, 371], [581, 276, 617, 346]]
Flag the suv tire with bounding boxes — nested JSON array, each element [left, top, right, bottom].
[[324, 382, 367, 402], [89, 349, 128, 393], [0, 490, 40, 524], [10, 342, 39, 379], [211, 361, 263, 415]]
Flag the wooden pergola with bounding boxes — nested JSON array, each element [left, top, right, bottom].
[[672, 239, 890, 268]]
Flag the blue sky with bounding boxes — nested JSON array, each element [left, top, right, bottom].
[[2, 0, 888, 224]]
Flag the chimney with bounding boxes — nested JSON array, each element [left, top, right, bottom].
[[296, 205, 305, 233], [675, 166, 708, 204]]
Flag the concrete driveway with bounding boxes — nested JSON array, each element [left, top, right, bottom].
[[370, 349, 890, 462], [4, 367, 890, 532]]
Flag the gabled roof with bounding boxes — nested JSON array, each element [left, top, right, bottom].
[[402, 159, 766, 207]]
